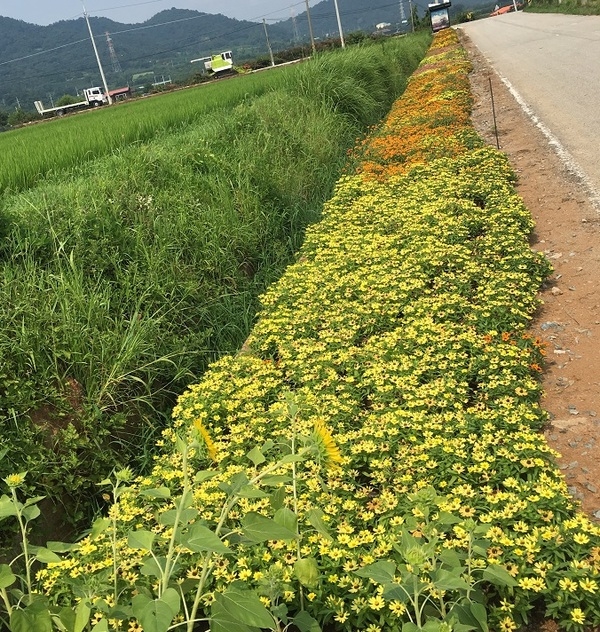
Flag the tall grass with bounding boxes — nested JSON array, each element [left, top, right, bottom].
[[0, 32, 431, 538]]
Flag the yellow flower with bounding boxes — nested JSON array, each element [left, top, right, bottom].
[[313, 419, 343, 468], [4, 472, 26, 488], [389, 600, 407, 616], [193, 419, 217, 461], [579, 578, 598, 593], [368, 595, 385, 611], [571, 608, 585, 625], [499, 616, 517, 631]]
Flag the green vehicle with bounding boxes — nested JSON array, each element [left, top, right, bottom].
[[190, 50, 235, 77]]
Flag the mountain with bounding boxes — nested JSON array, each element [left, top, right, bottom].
[[0, 0, 495, 112]]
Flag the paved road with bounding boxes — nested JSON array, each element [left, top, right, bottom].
[[458, 12, 600, 204]]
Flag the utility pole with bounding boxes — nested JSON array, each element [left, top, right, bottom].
[[333, 0, 345, 48], [305, 0, 316, 54], [82, 3, 112, 104], [408, 0, 416, 32], [262, 19, 275, 67]]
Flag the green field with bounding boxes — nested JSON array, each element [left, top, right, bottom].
[[0, 34, 431, 540]]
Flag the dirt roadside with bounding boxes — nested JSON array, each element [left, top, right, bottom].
[[458, 30, 600, 521]]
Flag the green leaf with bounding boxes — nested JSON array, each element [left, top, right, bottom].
[[90, 517, 111, 540], [241, 512, 298, 543], [470, 602, 489, 632], [194, 470, 218, 483], [139, 599, 174, 632], [433, 569, 470, 591], [229, 472, 250, 495], [10, 604, 53, 632], [437, 511, 462, 525], [213, 588, 274, 628], [355, 560, 396, 585], [293, 610, 322, 632], [451, 603, 487, 632], [247, 446, 266, 466], [23, 496, 45, 508], [439, 549, 464, 569], [140, 556, 167, 577], [58, 606, 76, 632], [0, 564, 16, 588], [0, 496, 18, 519], [32, 547, 62, 564], [132, 594, 152, 619], [93, 620, 109, 632], [261, 475, 291, 486], [160, 588, 180, 618], [21, 504, 40, 521], [128, 530, 156, 551], [279, 454, 305, 464], [181, 523, 231, 554], [382, 582, 410, 602], [274, 507, 297, 534], [402, 623, 421, 632], [10, 609, 34, 632], [47, 541, 78, 553], [269, 486, 286, 511], [74, 600, 91, 632], [140, 487, 171, 499], [482, 564, 518, 588], [423, 621, 446, 632], [158, 507, 198, 527], [305, 508, 332, 540], [210, 600, 258, 632], [237, 485, 268, 499], [294, 557, 319, 588]]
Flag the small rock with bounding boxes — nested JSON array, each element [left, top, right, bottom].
[[568, 286, 576, 291], [586, 483, 598, 493], [551, 286, 563, 296], [582, 467, 590, 474], [568, 406, 579, 415], [568, 440, 579, 447], [554, 349, 566, 355], [541, 321, 561, 330], [568, 485, 584, 500], [589, 410, 597, 417], [567, 461, 579, 470], [594, 509, 600, 520]]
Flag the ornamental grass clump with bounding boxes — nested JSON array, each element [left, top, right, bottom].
[[30, 28, 600, 632]]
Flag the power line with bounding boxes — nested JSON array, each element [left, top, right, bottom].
[[0, 1, 417, 93]]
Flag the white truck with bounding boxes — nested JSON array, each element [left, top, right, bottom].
[[34, 87, 109, 117]]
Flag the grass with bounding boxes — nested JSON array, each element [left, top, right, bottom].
[[0, 69, 292, 195], [0, 32, 432, 538], [525, 0, 600, 13]]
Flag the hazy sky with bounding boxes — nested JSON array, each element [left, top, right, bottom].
[[0, 0, 320, 25]]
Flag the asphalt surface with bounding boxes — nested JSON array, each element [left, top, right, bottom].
[[458, 12, 600, 206]]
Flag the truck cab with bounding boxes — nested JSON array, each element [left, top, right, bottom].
[[84, 87, 108, 106]]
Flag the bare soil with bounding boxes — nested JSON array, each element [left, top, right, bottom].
[[460, 31, 600, 521]]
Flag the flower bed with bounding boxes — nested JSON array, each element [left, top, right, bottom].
[[37, 29, 600, 632]]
